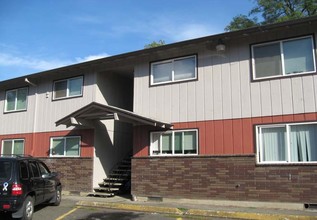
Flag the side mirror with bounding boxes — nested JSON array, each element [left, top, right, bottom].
[[42, 172, 58, 178]]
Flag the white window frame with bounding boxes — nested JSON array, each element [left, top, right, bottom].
[[53, 76, 83, 100], [150, 129, 198, 156], [4, 87, 28, 113], [251, 35, 316, 80], [256, 122, 317, 164], [150, 55, 197, 85], [50, 136, 81, 157], [1, 139, 25, 155]]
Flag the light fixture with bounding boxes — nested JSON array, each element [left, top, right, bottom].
[[216, 39, 226, 52], [25, 78, 37, 86]]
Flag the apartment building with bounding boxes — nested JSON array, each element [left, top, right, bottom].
[[1, 16, 317, 203]]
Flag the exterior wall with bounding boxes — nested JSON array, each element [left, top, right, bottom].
[[132, 113, 317, 202], [133, 26, 317, 123], [0, 129, 94, 193], [41, 157, 93, 193], [0, 72, 97, 135], [132, 156, 317, 203], [133, 113, 317, 157], [0, 70, 134, 192]]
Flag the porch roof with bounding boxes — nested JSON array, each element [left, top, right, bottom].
[[55, 102, 173, 129]]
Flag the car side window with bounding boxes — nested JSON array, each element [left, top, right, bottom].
[[20, 161, 29, 179], [29, 161, 40, 178], [38, 162, 50, 175]]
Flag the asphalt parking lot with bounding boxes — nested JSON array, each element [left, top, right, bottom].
[[0, 196, 227, 220]]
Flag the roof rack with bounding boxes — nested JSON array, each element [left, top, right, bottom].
[[0, 154, 33, 158]]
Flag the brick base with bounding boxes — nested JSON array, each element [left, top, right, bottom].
[[131, 155, 317, 203], [40, 157, 93, 193]]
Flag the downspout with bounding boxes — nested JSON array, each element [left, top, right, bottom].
[[25, 78, 38, 156]]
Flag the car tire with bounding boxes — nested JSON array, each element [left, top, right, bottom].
[[52, 186, 62, 206], [21, 196, 34, 220]]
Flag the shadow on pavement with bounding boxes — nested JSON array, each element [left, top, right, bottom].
[[76, 210, 146, 220]]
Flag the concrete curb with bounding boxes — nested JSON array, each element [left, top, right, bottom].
[[76, 201, 183, 215], [76, 200, 317, 220], [187, 209, 317, 220]]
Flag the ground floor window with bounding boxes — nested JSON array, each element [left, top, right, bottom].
[[1, 139, 24, 155], [50, 136, 81, 157], [150, 129, 198, 156], [256, 122, 317, 164]]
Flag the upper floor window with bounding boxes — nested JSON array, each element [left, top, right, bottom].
[[4, 87, 28, 112], [53, 76, 83, 100], [150, 55, 197, 85], [251, 36, 316, 80], [150, 129, 198, 156], [256, 122, 317, 164], [1, 139, 25, 155], [50, 136, 81, 157]]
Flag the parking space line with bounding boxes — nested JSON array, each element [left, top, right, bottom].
[[55, 207, 78, 220]]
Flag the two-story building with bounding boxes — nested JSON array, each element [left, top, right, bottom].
[[1, 16, 317, 204]]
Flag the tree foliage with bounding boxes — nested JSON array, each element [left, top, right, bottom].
[[144, 40, 166, 49], [225, 0, 317, 31]]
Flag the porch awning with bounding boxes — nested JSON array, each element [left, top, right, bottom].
[[55, 102, 173, 129]]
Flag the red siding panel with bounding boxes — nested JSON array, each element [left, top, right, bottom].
[[232, 119, 243, 154], [223, 120, 233, 154], [0, 129, 94, 157], [205, 121, 215, 154], [133, 113, 317, 157], [214, 120, 224, 154]]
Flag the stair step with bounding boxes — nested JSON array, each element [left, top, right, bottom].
[[110, 173, 130, 177], [112, 169, 131, 173], [103, 177, 127, 182], [94, 187, 120, 192], [88, 192, 114, 197], [99, 182, 124, 187], [90, 154, 132, 198]]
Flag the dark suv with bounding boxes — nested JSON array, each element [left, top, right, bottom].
[[0, 155, 62, 220]]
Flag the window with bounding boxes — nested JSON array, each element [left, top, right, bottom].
[[252, 36, 316, 80], [50, 136, 81, 157], [256, 122, 317, 164], [53, 76, 83, 100], [38, 162, 50, 175], [5, 87, 28, 112], [0, 161, 12, 180], [150, 130, 198, 156], [151, 55, 197, 85], [1, 139, 24, 155], [29, 162, 40, 178], [20, 161, 29, 179]]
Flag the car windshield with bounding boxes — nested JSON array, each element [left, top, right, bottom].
[[0, 161, 12, 180]]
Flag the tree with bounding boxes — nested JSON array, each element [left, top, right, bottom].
[[225, 0, 317, 31], [144, 40, 166, 49], [224, 14, 258, 32]]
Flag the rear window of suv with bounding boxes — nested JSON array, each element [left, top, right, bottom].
[[0, 161, 12, 180]]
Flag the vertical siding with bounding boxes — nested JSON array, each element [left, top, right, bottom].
[[0, 129, 94, 157], [133, 28, 317, 124], [270, 80, 282, 115]]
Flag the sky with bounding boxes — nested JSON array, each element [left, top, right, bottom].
[[0, 0, 255, 82]]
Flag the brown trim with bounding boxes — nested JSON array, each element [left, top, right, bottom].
[[149, 54, 198, 87], [51, 75, 84, 102], [250, 34, 317, 83]]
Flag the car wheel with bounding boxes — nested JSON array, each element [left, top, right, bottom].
[[53, 186, 61, 206], [21, 196, 34, 220]]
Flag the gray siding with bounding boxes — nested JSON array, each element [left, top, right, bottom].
[[133, 29, 317, 123], [0, 72, 97, 135]]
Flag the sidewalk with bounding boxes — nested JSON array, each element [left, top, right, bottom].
[[67, 194, 317, 220]]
